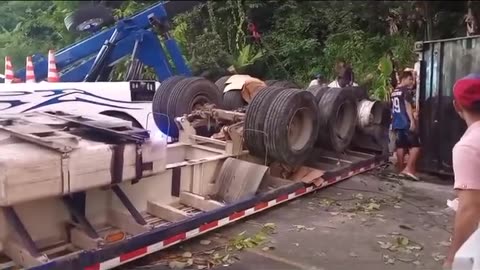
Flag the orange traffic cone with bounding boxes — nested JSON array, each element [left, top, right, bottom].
[[4, 56, 14, 84], [47, 50, 59, 82], [25, 56, 35, 83]]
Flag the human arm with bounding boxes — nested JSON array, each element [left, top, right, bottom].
[[404, 96, 415, 131], [444, 190, 480, 267], [444, 145, 480, 267]]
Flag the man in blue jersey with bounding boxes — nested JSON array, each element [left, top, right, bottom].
[[391, 71, 420, 180]]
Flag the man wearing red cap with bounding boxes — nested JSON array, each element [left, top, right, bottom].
[[444, 74, 480, 268]]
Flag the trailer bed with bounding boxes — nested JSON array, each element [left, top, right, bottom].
[[30, 152, 383, 270], [0, 111, 386, 270]]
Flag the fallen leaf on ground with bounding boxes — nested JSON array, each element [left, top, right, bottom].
[[378, 241, 393, 250], [412, 260, 421, 266], [397, 236, 410, 246], [383, 254, 395, 265], [376, 234, 387, 238], [197, 266, 207, 270], [399, 224, 414, 231], [291, 224, 316, 231], [203, 250, 215, 255], [366, 202, 381, 211], [319, 198, 335, 207], [169, 261, 187, 269], [438, 241, 450, 247], [330, 212, 339, 216], [406, 245, 422, 251], [349, 252, 358, 257], [263, 223, 276, 229], [182, 252, 192, 258], [432, 252, 446, 261], [200, 240, 211, 246], [396, 257, 415, 263], [354, 193, 364, 200], [262, 246, 275, 251]]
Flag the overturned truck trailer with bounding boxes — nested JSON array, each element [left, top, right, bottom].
[[0, 77, 387, 269]]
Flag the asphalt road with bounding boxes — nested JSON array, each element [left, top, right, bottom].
[[123, 168, 454, 270]]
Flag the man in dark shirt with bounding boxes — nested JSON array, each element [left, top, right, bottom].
[[391, 71, 420, 180]]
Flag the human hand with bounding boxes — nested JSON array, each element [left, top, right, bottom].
[[409, 122, 416, 132], [413, 111, 419, 120]]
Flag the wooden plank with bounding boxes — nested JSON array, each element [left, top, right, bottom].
[[179, 192, 224, 212], [147, 201, 188, 222]]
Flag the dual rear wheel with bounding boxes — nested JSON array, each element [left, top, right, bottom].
[[152, 77, 359, 165]]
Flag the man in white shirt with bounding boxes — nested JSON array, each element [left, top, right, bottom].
[[328, 66, 358, 88]]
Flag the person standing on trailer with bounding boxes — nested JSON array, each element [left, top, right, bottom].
[[444, 74, 480, 268], [390, 70, 420, 180]]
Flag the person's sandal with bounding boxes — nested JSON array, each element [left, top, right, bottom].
[[400, 172, 420, 181]]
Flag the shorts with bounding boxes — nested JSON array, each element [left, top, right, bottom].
[[394, 129, 421, 149]]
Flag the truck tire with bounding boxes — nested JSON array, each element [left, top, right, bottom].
[[223, 90, 247, 110], [64, 5, 115, 33], [244, 86, 286, 157], [306, 85, 330, 103], [264, 89, 319, 165], [316, 88, 358, 152], [215, 75, 231, 93], [152, 76, 187, 134], [152, 77, 221, 138]]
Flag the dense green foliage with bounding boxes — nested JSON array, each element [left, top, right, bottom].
[[0, 1, 474, 98]]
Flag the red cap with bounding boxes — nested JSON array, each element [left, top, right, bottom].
[[453, 74, 480, 109]]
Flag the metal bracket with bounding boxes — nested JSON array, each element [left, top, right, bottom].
[[62, 196, 99, 239], [111, 186, 147, 226], [2, 207, 40, 257]]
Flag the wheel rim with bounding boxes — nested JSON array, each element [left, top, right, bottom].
[[288, 107, 314, 151], [190, 94, 210, 111], [76, 18, 104, 31]]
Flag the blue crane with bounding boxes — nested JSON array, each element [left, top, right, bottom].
[[13, 1, 199, 83]]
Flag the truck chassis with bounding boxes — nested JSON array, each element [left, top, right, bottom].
[[0, 108, 384, 270]]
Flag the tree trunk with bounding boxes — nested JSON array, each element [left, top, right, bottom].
[[423, 1, 433, 40]]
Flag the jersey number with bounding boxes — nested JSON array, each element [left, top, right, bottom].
[[392, 97, 401, 113]]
